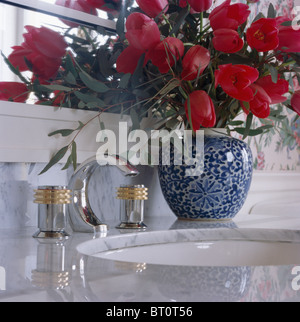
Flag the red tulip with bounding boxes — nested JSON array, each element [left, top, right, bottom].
[[278, 25, 300, 53], [136, 0, 169, 18], [215, 64, 259, 101], [178, 0, 198, 13], [246, 18, 279, 52], [23, 26, 67, 59], [291, 91, 300, 115], [8, 26, 67, 81], [212, 29, 244, 53], [241, 84, 271, 119], [125, 13, 160, 52], [55, 0, 98, 27], [181, 45, 210, 81], [0, 82, 29, 103], [8, 46, 32, 72], [184, 90, 216, 130], [28, 52, 62, 81], [116, 46, 147, 74], [148, 37, 184, 74], [255, 75, 289, 104], [187, 0, 212, 12], [209, 0, 250, 31], [8, 45, 62, 81]]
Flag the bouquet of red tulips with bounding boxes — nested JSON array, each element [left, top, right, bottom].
[[1, 0, 299, 171]]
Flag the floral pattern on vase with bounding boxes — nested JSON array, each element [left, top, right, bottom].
[[158, 131, 253, 220]]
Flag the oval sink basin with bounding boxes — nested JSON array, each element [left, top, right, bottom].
[[92, 240, 300, 266], [77, 228, 300, 267]]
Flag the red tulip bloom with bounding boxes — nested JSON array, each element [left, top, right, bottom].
[[23, 26, 67, 59], [185, 90, 216, 130], [8, 46, 32, 72], [246, 18, 279, 52], [8, 26, 67, 81], [255, 75, 289, 104], [187, 0, 212, 12], [209, 0, 250, 31], [148, 37, 184, 74], [278, 25, 300, 53], [116, 46, 147, 74], [136, 0, 169, 18], [212, 29, 244, 53], [181, 45, 210, 81], [55, 0, 98, 27], [9, 45, 62, 81], [178, 0, 198, 13], [125, 13, 160, 52], [215, 64, 259, 101], [0, 82, 29, 103], [28, 52, 62, 81], [241, 84, 271, 118], [291, 91, 300, 115]]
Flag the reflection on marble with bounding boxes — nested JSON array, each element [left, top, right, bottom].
[[0, 162, 174, 230], [0, 217, 300, 302]]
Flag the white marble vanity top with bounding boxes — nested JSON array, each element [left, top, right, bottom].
[[1, 213, 300, 302]]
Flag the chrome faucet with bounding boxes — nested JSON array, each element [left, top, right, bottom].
[[67, 154, 139, 233]]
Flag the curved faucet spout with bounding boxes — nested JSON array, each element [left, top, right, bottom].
[[67, 155, 139, 233]]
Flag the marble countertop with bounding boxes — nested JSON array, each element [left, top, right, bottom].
[[1, 213, 300, 302]]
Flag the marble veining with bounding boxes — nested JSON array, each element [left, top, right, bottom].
[[0, 216, 300, 302]]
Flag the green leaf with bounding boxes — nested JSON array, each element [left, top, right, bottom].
[[130, 108, 140, 131], [74, 91, 106, 106], [235, 127, 262, 137], [228, 120, 244, 126], [77, 121, 85, 130], [280, 20, 293, 26], [169, 5, 189, 36], [268, 64, 278, 83], [48, 121, 84, 138], [119, 73, 131, 89], [48, 129, 75, 137], [79, 71, 109, 93], [65, 53, 78, 78], [71, 141, 77, 170], [267, 3, 276, 18], [186, 95, 194, 133], [61, 154, 73, 170], [65, 71, 77, 85], [131, 53, 146, 88], [243, 113, 253, 139], [116, 5, 125, 39], [253, 12, 265, 22], [39, 146, 69, 175], [41, 84, 73, 92]]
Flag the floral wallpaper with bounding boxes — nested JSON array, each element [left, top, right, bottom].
[[234, 0, 300, 171]]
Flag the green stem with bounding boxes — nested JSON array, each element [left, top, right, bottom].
[[179, 86, 188, 100], [200, 12, 203, 34]]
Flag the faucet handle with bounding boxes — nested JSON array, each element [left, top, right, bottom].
[[116, 185, 148, 230], [32, 186, 71, 239]]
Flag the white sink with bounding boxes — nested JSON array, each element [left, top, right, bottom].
[[92, 240, 300, 266], [77, 228, 300, 267]]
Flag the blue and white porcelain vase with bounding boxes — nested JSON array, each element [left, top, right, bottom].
[[158, 129, 253, 220]]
